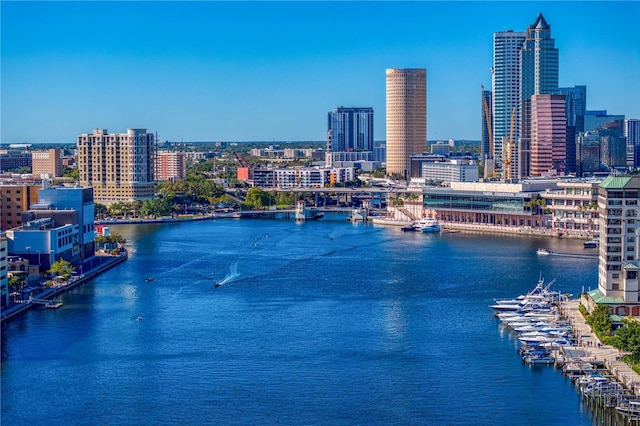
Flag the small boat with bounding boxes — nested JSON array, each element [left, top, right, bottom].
[[215, 282, 222, 287], [536, 248, 551, 256], [45, 300, 63, 309], [583, 237, 599, 248], [144, 277, 155, 282], [136, 316, 142, 321]]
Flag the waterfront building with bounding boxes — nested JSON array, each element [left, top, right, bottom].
[[557, 86, 587, 174], [386, 68, 427, 179], [422, 180, 559, 230], [242, 166, 354, 189], [35, 183, 95, 263], [625, 119, 640, 168], [492, 29, 525, 169], [155, 151, 186, 181], [0, 232, 7, 307], [542, 179, 600, 236], [327, 107, 374, 152], [530, 94, 567, 176], [421, 160, 478, 184], [481, 86, 493, 160], [77, 128, 156, 206], [31, 149, 63, 178], [0, 184, 40, 231], [517, 13, 559, 179], [590, 175, 640, 314]]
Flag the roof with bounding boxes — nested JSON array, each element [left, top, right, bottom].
[[587, 288, 625, 304], [610, 315, 625, 323], [623, 263, 640, 271], [532, 13, 550, 30], [599, 176, 632, 189]]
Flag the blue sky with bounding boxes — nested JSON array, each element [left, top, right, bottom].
[[2, 1, 639, 144]]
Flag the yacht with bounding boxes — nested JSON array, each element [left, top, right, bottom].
[[414, 218, 441, 233]]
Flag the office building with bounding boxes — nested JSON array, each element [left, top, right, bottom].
[[584, 110, 625, 133], [576, 131, 602, 176], [77, 128, 156, 205], [156, 151, 186, 181], [557, 86, 587, 174], [421, 161, 479, 184], [31, 149, 63, 178], [599, 120, 627, 170], [530, 94, 566, 176], [625, 119, 640, 168], [517, 13, 559, 179], [492, 30, 525, 169], [481, 86, 493, 160], [386, 68, 427, 179], [0, 232, 7, 307], [591, 175, 640, 312], [327, 107, 374, 152]]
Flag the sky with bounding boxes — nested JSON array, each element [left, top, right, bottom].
[[2, 1, 639, 144]]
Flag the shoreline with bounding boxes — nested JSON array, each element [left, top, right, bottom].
[[1, 251, 128, 325]]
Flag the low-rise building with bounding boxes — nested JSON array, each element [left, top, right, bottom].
[[542, 179, 600, 237]]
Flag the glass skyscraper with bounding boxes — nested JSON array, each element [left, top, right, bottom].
[[327, 107, 374, 152], [492, 30, 525, 169], [517, 13, 559, 179]]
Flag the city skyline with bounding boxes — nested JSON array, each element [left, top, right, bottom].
[[2, 1, 639, 144]]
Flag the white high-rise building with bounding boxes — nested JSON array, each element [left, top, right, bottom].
[[386, 68, 427, 180], [492, 30, 525, 169]]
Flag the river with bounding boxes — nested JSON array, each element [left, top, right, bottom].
[[1, 215, 601, 425]]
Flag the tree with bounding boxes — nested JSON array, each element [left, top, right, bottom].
[[63, 166, 79, 180], [614, 318, 640, 363], [9, 274, 27, 292], [587, 304, 613, 338], [47, 259, 74, 280], [95, 203, 109, 219]]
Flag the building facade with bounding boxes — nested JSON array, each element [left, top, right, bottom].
[[31, 149, 63, 178], [492, 29, 526, 169], [0, 232, 7, 307], [517, 13, 559, 179], [557, 85, 587, 174], [594, 176, 640, 312], [543, 179, 600, 237], [530, 94, 567, 176], [155, 151, 186, 181], [386, 68, 427, 179], [625, 119, 640, 168], [77, 128, 156, 206], [481, 86, 493, 160], [327, 107, 374, 152], [421, 161, 479, 184], [0, 184, 41, 231]]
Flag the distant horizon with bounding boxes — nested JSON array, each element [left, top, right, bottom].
[[2, 1, 639, 144]]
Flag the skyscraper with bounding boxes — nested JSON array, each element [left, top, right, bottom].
[[492, 30, 525, 170], [327, 107, 374, 152], [480, 86, 493, 159], [517, 13, 559, 179], [386, 68, 427, 179], [626, 119, 640, 168], [77, 128, 156, 206], [530, 94, 566, 176], [557, 85, 587, 174]]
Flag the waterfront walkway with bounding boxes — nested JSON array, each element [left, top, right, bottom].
[[1, 251, 128, 325], [561, 299, 640, 394]]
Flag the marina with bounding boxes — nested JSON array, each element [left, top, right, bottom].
[[494, 279, 640, 424]]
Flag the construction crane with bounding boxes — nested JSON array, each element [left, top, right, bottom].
[[504, 107, 516, 181]]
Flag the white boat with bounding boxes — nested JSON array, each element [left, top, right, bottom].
[[536, 248, 551, 255], [583, 237, 599, 248], [414, 218, 441, 233]]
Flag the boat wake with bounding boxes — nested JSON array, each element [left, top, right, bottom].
[[215, 262, 241, 287]]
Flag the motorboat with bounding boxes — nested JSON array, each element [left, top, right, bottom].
[[414, 218, 441, 233], [583, 237, 599, 248], [536, 248, 552, 255]]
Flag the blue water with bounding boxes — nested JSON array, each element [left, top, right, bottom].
[[1, 215, 602, 425]]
